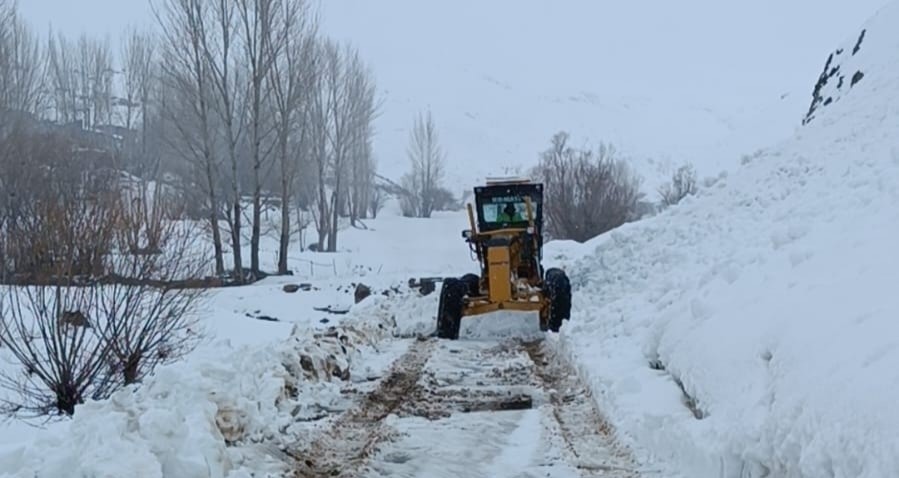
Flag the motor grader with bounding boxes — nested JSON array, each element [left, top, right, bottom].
[[436, 178, 571, 340]]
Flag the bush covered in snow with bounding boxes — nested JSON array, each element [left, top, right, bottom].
[[657, 163, 698, 208]]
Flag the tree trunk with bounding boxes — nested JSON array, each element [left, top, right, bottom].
[[250, 93, 262, 277], [209, 210, 225, 276], [277, 136, 290, 275], [327, 177, 340, 252], [123, 352, 141, 385], [316, 152, 328, 251], [251, 162, 261, 276], [231, 197, 243, 282], [55, 381, 81, 416], [205, 158, 225, 276]]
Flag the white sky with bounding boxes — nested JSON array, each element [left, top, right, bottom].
[[19, 0, 152, 41], [17, 0, 894, 187], [19, 0, 890, 99]]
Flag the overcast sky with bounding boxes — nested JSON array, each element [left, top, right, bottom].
[[19, 0, 152, 42]]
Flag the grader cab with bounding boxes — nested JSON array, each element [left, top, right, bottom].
[[436, 178, 571, 340]]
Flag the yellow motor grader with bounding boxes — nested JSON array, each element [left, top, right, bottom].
[[436, 178, 571, 340]]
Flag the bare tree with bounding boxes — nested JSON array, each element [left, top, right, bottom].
[[316, 43, 378, 249], [154, 0, 226, 275], [658, 163, 697, 207], [0, 126, 98, 278], [0, 282, 115, 417], [0, 5, 44, 114], [305, 39, 330, 251], [237, 0, 285, 277], [120, 29, 156, 136], [349, 142, 375, 225], [322, 41, 347, 252], [82, 35, 114, 127], [401, 109, 446, 218], [100, 193, 207, 385], [368, 183, 387, 219], [345, 52, 377, 228], [0, 172, 207, 416], [0, 142, 115, 415], [267, 2, 315, 274], [203, 0, 247, 281], [46, 32, 79, 124], [532, 131, 643, 242], [119, 27, 166, 262]]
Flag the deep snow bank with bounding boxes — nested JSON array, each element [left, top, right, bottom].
[[560, 3, 899, 477]]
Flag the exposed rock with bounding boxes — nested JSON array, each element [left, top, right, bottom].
[[804, 28, 870, 125], [354, 283, 372, 303]]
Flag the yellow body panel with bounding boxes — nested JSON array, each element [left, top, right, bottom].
[[487, 246, 512, 302]]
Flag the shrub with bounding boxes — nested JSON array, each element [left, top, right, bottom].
[[658, 163, 698, 207], [532, 131, 643, 242]]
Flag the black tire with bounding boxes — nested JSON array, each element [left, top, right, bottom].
[[436, 278, 467, 340], [460, 273, 480, 297], [544, 268, 571, 333]]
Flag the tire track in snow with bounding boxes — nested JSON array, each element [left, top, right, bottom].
[[291, 336, 436, 478], [288, 335, 645, 477], [523, 340, 642, 477]]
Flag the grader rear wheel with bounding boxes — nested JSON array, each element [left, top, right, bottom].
[[544, 268, 571, 333], [436, 278, 467, 340]]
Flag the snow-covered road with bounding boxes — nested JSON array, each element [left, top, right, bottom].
[[288, 334, 645, 478]]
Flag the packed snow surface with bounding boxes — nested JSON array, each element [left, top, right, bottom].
[[558, 3, 899, 476]]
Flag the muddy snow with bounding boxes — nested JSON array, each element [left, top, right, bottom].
[[289, 333, 643, 478]]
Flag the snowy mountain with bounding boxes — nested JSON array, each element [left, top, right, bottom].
[[555, 1, 899, 475], [318, 0, 891, 195]]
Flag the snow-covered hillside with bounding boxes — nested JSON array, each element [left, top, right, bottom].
[[319, 0, 891, 195], [557, 2, 899, 476]]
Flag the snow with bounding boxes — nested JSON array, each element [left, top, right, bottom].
[[557, 3, 899, 476], [365, 410, 582, 478], [0, 282, 420, 477], [6, 2, 899, 477]]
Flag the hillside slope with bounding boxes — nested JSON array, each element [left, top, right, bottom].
[[557, 2, 899, 476], [319, 0, 890, 195]]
